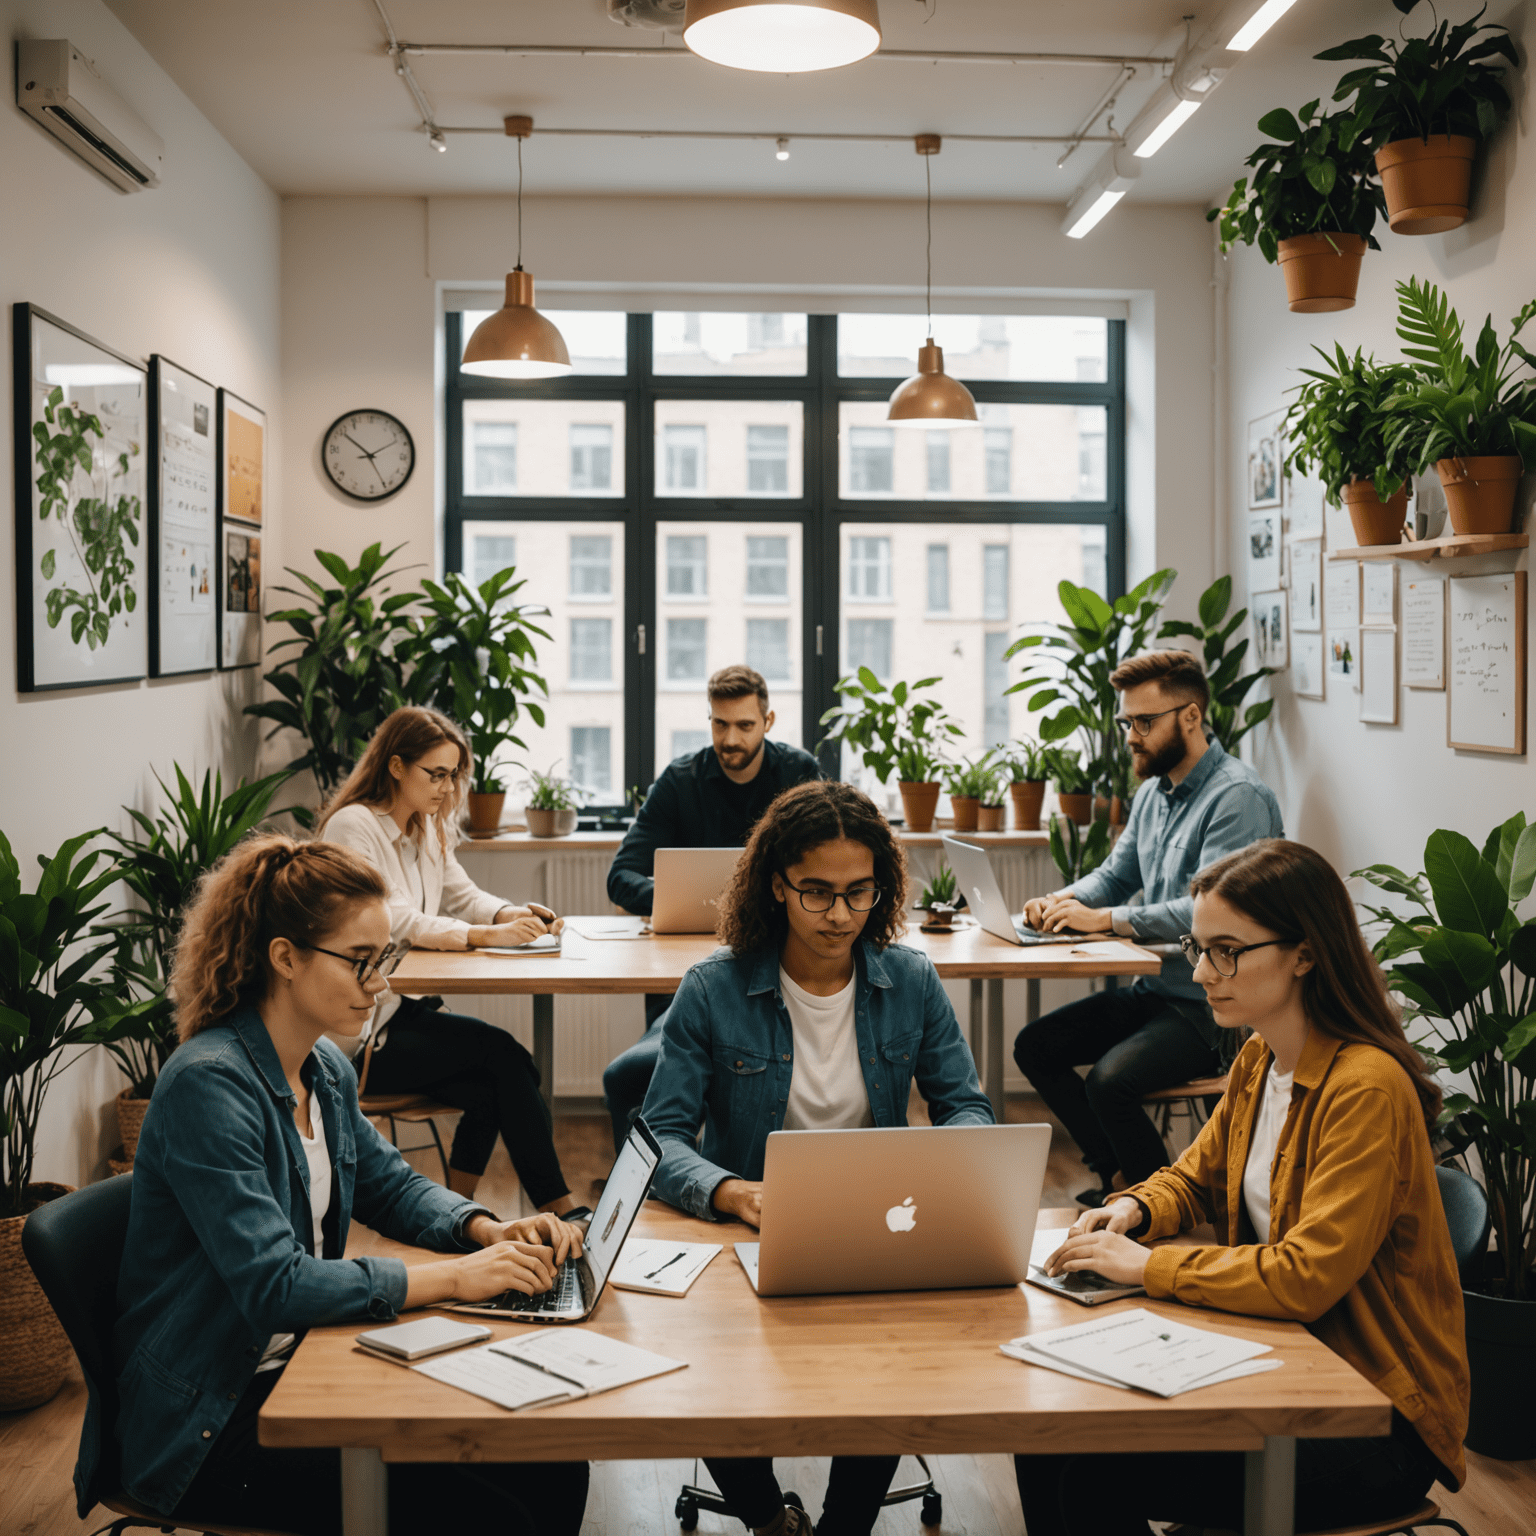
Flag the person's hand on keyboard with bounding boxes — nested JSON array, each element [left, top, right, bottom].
[[450, 1239, 560, 1302], [1042, 1197, 1149, 1286], [469, 1211, 585, 1267]]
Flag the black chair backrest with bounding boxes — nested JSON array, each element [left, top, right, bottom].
[[1435, 1163, 1491, 1285]]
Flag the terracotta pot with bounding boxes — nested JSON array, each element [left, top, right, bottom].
[[1341, 479, 1409, 547], [524, 807, 578, 838], [0, 1182, 75, 1411], [1436, 456, 1523, 536], [1276, 233, 1367, 314], [1009, 780, 1047, 831], [115, 1087, 151, 1164], [1109, 796, 1126, 828], [950, 796, 981, 833], [977, 804, 1005, 832], [466, 791, 505, 834], [1056, 791, 1094, 824], [898, 781, 941, 833], [1376, 135, 1476, 235]]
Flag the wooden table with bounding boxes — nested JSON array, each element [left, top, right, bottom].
[[462, 829, 1051, 853], [391, 923, 1162, 1118], [261, 1204, 1391, 1536]]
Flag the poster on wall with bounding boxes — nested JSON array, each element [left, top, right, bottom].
[[218, 523, 262, 669], [1292, 632, 1325, 699], [1324, 560, 1361, 629], [1403, 576, 1445, 689], [1286, 474, 1325, 539], [1328, 630, 1358, 689], [12, 303, 149, 692], [1288, 538, 1322, 632], [218, 389, 265, 527], [1247, 410, 1284, 509], [1246, 512, 1281, 591], [1252, 588, 1288, 670], [149, 356, 217, 676]]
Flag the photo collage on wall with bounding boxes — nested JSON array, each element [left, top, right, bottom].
[[217, 389, 266, 670]]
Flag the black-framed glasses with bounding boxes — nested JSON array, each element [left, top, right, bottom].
[[299, 942, 408, 987], [414, 763, 462, 787], [1179, 934, 1290, 978], [1114, 705, 1183, 737], [780, 877, 882, 915]]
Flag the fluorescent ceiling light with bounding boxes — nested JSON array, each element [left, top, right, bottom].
[[1227, 0, 1299, 52], [1133, 96, 1204, 158], [1065, 189, 1125, 240]]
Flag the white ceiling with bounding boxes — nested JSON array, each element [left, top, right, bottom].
[[101, 0, 1396, 206]]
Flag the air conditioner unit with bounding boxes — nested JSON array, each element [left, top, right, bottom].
[[16, 39, 163, 192]]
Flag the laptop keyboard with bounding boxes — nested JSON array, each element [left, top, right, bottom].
[[485, 1261, 582, 1314]]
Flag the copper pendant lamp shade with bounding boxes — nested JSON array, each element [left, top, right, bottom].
[[684, 0, 881, 74], [461, 268, 572, 380], [887, 341, 977, 426]]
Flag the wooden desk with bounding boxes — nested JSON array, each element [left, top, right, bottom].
[[391, 924, 1161, 1118], [261, 1204, 1390, 1536], [463, 828, 1051, 854]]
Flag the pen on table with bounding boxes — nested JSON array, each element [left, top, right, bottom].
[[644, 1251, 689, 1281]]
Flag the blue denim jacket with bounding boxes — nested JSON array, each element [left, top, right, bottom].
[[96, 1006, 487, 1517], [641, 940, 994, 1220]]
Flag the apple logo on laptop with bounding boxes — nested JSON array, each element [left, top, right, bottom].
[[972, 886, 985, 909], [885, 1197, 917, 1233]]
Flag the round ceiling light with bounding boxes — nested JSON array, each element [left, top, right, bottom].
[[684, 0, 881, 74], [461, 269, 572, 380]]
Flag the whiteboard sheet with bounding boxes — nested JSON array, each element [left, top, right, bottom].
[[1403, 577, 1445, 689], [1359, 629, 1398, 725], [1288, 540, 1322, 632], [1448, 573, 1526, 754]]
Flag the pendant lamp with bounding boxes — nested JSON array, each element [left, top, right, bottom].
[[887, 136, 977, 428], [461, 118, 572, 380], [684, 0, 881, 74]]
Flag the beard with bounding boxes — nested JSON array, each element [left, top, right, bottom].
[[717, 739, 763, 771], [1131, 734, 1188, 780]]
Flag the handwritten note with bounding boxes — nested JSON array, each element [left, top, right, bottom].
[[1449, 574, 1526, 753], [1324, 560, 1360, 628], [1288, 539, 1322, 632], [1403, 577, 1445, 690], [1362, 564, 1396, 626]]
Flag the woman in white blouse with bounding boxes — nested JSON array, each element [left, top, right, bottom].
[[317, 706, 575, 1214]]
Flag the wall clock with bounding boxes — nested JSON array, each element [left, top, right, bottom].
[[321, 409, 415, 501]]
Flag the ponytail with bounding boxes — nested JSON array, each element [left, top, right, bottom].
[[171, 833, 387, 1041]]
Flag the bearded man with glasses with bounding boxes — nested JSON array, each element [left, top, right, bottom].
[[1012, 649, 1283, 1206]]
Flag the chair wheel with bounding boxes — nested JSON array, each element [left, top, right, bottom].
[[921, 1490, 942, 1526], [675, 1492, 700, 1531]]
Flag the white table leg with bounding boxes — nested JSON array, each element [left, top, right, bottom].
[[985, 977, 1005, 1119], [341, 1446, 388, 1536], [533, 992, 554, 1107], [1244, 1434, 1295, 1536]]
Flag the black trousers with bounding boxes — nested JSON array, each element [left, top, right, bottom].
[[704, 1455, 900, 1535], [1012, 982, 1219, 1186], [361, 996, 570, 1206], [1013, 1409, 1445, 1535], [174, 1367, 588, 1536]]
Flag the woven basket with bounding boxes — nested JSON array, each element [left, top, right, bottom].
[[0, 1181, 75, 1411], [116, 1088, 152, 1163]]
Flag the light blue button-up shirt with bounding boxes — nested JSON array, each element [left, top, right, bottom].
[[1070, 737, 1284, 1002]]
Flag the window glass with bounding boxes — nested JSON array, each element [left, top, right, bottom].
[[926, 544, 950, 614], [461, 400, 624, 497], [747, 425, 790, 494], [845, 618, 893, 680], [846, 535, 892, 600], [570, 726, 613, 797], [838, 402, 1106, 501], [653, 312, 808, 376], [983, 631, 1011, 747], [670, 729, 709, 760], [472, 534, 517, 589], [983, 544, 1010, 621], [666, 617, 708, 682], [570, 617, 613, 684], [569, 534, 612, 598], [460, 309, 627, 375], [666, 534, 708, 598], [746, 617, 792, 681], [746, 535, 789, 600], [655, 401, 804, 498], [663, 424, 706, 494], [837, 314, 1108, 382]]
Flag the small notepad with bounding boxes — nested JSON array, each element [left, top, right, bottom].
[[608, 1238, 721, 1297]]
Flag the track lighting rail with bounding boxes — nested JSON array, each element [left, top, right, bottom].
[[432, 125, 1121, 147]]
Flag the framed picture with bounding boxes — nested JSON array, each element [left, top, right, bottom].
[[1247, 410, 1284, 509], [1292, 631, 1325, 699], [218, 389, 265, 527], [1328, 629, 1359, 690], [1448, 573, 1526, 755], [149, 356, 217, 676], [1246, 512, 1281, 591], [218, 523, 262, 669], [12, 303, 148, 692], [1360, 629, 1399, 725], [1288, 538, 1322, 633], [1252, 588, 1288, 670]]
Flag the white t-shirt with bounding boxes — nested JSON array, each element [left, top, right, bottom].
[[1242, 1060, 1295, 1244], [257, 1089, 333, 1373], [778, 968, 874, 1132]]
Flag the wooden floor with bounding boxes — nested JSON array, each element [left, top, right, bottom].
[[5, 1100, 1535, 1536]]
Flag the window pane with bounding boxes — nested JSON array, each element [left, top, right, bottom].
[[655, 521, 802, 779], [653, 312, 808, 375], [838, 401, 1106, 502], [926, 544, 950, 614], [983, 631, 1010, 748], [837, 314, 1108, 382], [983, 544, 1009, 621], [460, 309, 626, 375], [846, 535, 891, 600], [845, 618, 893, 680], [654, 400, 804, 498], [460, 520, 625, 806], [670, 729, 709, 761], [461, 400, 624, 497]]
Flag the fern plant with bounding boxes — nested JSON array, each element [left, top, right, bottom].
[[1158, 577, 1276, 759], [1283, 345, 1417, 505]]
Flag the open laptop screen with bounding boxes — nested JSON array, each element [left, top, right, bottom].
[[583, 1119, 662, 1287]]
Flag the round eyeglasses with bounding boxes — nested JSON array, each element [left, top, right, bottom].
[[779, 877, 882, 915], [1179, 934, 1290, 978], [1114, 705, 1183, 738], [414, 763, 462, 787], [298, 941, 409, 987]]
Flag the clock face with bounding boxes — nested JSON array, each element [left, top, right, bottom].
[[322, 410, 415, 501]]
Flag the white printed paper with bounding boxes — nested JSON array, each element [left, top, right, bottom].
[[1324, 560, 1361, 628], [1362, 564, 1396, 627], [609, 1238, 721, 1296], [1359, 629, 1398, 725], [1288, 540, 1322, 632], [1403, 577, 1445, 690]]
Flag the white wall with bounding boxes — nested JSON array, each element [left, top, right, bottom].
[[1226, 4, 1535, 880], [3, 0, 280, 1188]]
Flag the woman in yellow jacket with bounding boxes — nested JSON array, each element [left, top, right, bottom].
[[1017, 838, 1469, 1535]]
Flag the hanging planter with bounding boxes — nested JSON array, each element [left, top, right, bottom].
[[1375, 135, 1476, 234], [1341, 478, 1409, 546], [1276, 234, 1367, 313], [1436, 456, 1523, 536]]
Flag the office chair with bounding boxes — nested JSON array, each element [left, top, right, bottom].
[[21, 1174, 300, 1536], [1143, 1073, 1229, 1150], [356, 1029, 458, 1184], [675, 1460, 942, 1531]]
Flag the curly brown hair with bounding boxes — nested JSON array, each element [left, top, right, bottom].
[[716, 781, 908, 954]]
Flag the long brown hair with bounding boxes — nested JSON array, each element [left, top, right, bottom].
[[1190, 839, 1442, 1129], [317, 706, 471, 852], [172, 834, 386, 1041], [716, 780, 908, 955]]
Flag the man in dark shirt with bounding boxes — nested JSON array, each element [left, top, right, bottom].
[[602, 664, 821, 1148]]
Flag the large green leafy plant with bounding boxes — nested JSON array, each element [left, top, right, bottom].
[[818, 672, 964, 785], [1158, 577, 1276, 759], [1049, 814, 1112, 886], [1354, 814, 1536, 1299], [1208, 99, 1386, 263], [1282, 345, 1417, 505]]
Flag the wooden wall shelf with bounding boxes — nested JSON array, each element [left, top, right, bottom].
[[1329, 533, 1529, 563]]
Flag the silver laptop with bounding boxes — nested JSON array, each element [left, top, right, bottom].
[[651, 847, 742, 934], [942, 835, 1094, 947], [736, 1122, 1051, 1296], [446, 1117, 661, 1323]]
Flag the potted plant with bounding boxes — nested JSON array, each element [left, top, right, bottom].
[[1282, 345, 1418, 546], [522, 767, 581, 838], [1158, 577, 1277, 758], [915, 860, 960, 928], [1004, 741, 1050, 831], [1, 830, 152, 1410], [1354, 812, 1536, 1459], [819, 671, 964, 834], [943, 753, 1001, 834], [1048, 810, 1112, 887], [1384, 277, 1536, 535], [1208, 99, 1386, 313], [407, 567, 552, 833], [977, 769, 1008, 833], [1319, 1, 1517, 236], [1050, 748, 1095, 826]]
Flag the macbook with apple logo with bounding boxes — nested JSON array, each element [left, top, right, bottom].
[[734, 1122, 1052, 1296]]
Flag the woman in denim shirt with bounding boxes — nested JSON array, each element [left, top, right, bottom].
[[102, 835, 588, 1534], [640, 781, 992, 1536]]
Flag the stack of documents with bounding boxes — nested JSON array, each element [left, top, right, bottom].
[[415, 1326, 685, 1411], [480, 933, 562, 955], [1002, 1307, 1281, 1398], [608, 1237, 721, 1296]]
